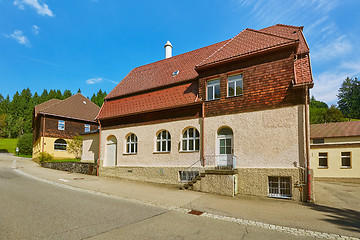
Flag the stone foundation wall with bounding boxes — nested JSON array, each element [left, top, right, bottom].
[[237, 168, 306, 201], [193, 174, 235, 196], [41, 162, 96, 175], [99, 165, 198, 185]]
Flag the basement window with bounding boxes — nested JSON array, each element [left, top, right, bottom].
[[268, 176, 291, 199]]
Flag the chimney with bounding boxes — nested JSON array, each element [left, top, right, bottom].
[[164, 41, 172, 59]]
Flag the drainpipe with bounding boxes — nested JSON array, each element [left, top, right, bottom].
[[42, 114, 46, 152], [201, 102, 205, 167], [304, 85, 311, 201], [97, 119, 101, 176]]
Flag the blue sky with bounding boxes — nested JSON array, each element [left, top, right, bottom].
[[1, 0, 359, 104]]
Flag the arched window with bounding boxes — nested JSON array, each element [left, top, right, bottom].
[[54, 139, 67, 151], [182, 127, 200, 151], [156, 130, 171, 152], [126, 134, 138, 154]]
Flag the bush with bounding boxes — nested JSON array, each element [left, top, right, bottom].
[[17, 133, 33, 155], [68, 135, 83, 159], [39, 152, 54, 163]]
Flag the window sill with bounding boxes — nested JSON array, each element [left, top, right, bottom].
[[123, 153, 137, 155], [226, 94, 243, 98], [318, 166, 328, 169], [179, 150, 200, 153], [340, 166, 352, 169], [205, 98, 220, 102], [153, 151, 171, 154], [54, 150, 67, 151]]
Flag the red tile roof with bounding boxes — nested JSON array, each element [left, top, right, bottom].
[[311, 121, 360, 138], [98, 82, 199, 119], [105, 40, 228, 100], [196, 29, 298, 68], [35, 93, 100, 122], [99, 24, 313, 120], [259, 24, 309, 54], [294, 54, 313, 85]]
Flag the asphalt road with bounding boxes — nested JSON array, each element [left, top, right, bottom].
[[0, 158, 313, 240]]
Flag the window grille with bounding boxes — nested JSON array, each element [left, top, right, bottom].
[[268, 176, 291, 198]]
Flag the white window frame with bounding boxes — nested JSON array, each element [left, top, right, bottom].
[[58, 120, 65, 130], [54, 139, 67, 151], [227, 74, 243, 97], [207, 79, 220, 101], [318, 152, 328, 168], [156, 130, 171, 152], [84, 124, 90, 133], [268, 176, 291, 199], [341, 152, 351, 168], [182, 128, 200, 152], [126, 134, 138, 154]]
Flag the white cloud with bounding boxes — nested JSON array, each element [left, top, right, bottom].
[[311, 35, 352, 61], [4, 30, 30, 47], [14, 0, 54, 17], [32, 25, 40, 35], [312, 66, 360, 104], [86, 78, 103, 84]]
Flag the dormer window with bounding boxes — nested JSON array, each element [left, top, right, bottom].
[[207, 79, 220, 101], [228, 74, 243, 97]]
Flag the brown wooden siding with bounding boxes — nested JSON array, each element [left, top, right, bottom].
[[198, 48, 305, 117], [42, 116, 98, 139], [101, 104, 202, 130]]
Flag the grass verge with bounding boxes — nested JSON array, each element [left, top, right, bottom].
[[0, 138, 18, 154]]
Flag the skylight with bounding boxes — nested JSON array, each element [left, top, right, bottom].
[[172, 70, 179, 76]]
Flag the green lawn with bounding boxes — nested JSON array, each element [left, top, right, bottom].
[[0, 138, 18, 154]]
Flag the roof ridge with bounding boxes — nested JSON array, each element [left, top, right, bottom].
[[197, 29, 247, 67], [133, 39, 230, 70], [247, 28, 298, 42], [276, 24, 304, 30]]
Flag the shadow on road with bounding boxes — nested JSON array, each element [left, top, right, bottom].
[[306, 203, 360, 233]]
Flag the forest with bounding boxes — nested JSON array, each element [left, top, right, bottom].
[[0, 88, 107, 138], [310, 77, 360, 124]]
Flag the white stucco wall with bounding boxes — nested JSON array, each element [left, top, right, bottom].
[[203, 105, 304, 168], [81, 133, 99, 162], [100, 118, 202, 167]]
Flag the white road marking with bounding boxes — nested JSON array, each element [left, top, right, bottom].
[[59, 178, 70, 182], [12, 168, 359, 240], [11, 160, 17, 169]]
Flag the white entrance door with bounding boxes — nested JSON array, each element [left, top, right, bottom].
[[217, 135, 233, 167], [106, 136, 117, 167]]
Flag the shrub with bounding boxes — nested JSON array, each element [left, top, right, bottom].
[[39, 152, 54, 163], [68, 135, 83, 159], [17, 133, 33, 155]]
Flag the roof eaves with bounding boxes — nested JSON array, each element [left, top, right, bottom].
[[98, 101, 203, 121], [39, 112, 98, 123]]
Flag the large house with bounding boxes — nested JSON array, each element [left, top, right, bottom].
[[33, 93, 100, 160], [310, 121, 360, 183], [96, 24, 314, 201]]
